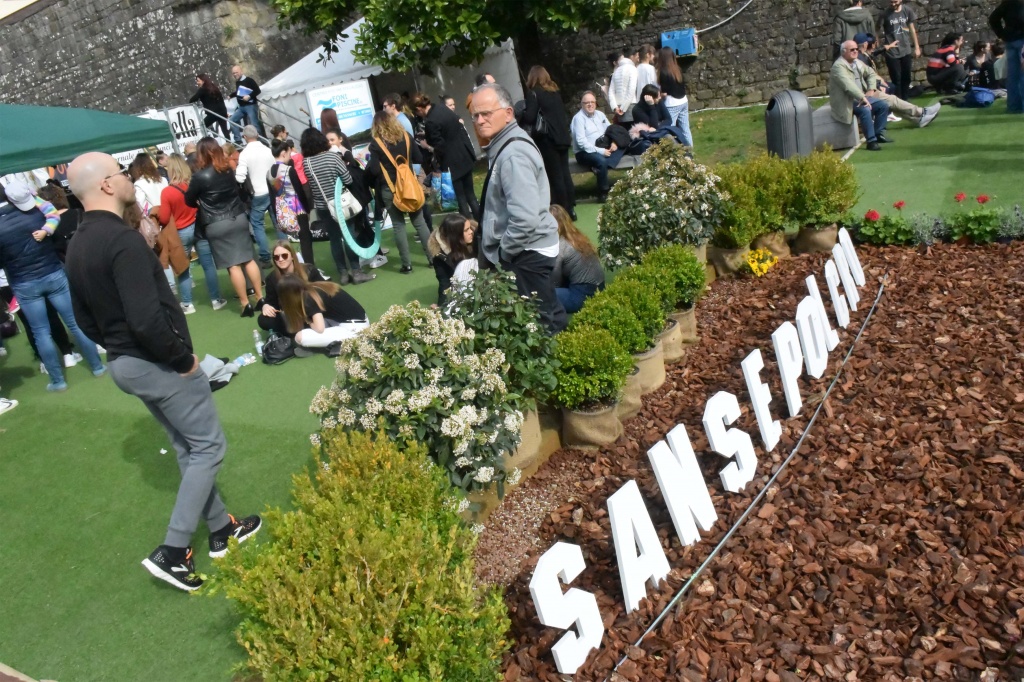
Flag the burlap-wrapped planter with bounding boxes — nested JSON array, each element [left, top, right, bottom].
[[707, 244, 750, 278], [465, 487, 501, 522], [792, 224, 838, 254], [633, 340, 666, 394], [689, 242, 708, 264], [617, 367, 643, 420], [658, 318, 685, 363], [670, 306, 698, 341], [705, 263, 717, 284], [502, 409, 541, 473], [562, 403, 623, 448], [752, 230, 791, 258]]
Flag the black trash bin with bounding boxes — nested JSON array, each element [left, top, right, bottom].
[[765, 90, 813, 159]]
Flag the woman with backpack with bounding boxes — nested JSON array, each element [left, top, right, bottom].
[[366, 111, 429, 274]]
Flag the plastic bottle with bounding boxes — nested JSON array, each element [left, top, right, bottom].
[[232, 353, 257, 367], [253, 329, 264, 356]]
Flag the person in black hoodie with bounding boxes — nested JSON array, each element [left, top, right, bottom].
[[413, 93, 479, 219], [631, 84, 672, 128], [65, 151, 262, 592], [521, 66, 577, 219], [189, 73, 229, 138], [366, 112, 430, 273]]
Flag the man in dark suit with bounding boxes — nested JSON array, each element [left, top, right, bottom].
[[412, 93, 479, 218]]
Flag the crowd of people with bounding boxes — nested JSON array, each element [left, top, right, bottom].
[[828, 0, 1023, 148]]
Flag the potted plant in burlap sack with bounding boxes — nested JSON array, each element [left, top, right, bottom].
[[444, 269, 558, 473], [597, 140, 724, 269], [641, 243, 706, 344], [552, 326, 633, 447], [790, 148, 860, 254], [708, 161, 763, 278], [616, 261, 685, 364], [744, 153, 794, 258]]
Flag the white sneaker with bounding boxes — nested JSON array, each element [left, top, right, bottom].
[[887, 113, 902, 122], [0, 397, 17, 416], [181, 303, 197, 315], [317, 269, 331, 281], [367, 254, 388, 269], [918, 103, 940, 128], [0, 346, 7, 357], [40, 362, 48, 375], [64, 352, 82, 368], [96, 345, 106, 354], [211, 299, 228, 311]]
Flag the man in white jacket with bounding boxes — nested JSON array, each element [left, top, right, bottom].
[[235, 125, 275, 266], [607, 49, 638, 123]]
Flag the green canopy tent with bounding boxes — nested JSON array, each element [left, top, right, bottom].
[[0, 103, 173, 175]]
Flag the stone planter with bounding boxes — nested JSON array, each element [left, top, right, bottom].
[[617, 366, 643, 420], [502, 409, 541, 474], [689, 242, 708, 264], [752, 230, 791, 258], [562, 403, 623, 448], [633, 339, 666, 394], [792, 224, 838, 254], [657, 318, 686, 364], [671, 306, 698, 342], [707, 244, 750, 278]]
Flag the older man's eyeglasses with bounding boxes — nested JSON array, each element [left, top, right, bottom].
[[471, 109, 503, 121]]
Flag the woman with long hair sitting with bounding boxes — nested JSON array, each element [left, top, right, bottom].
[[549, 205, 605, 313], [367, 111, 430, 273], [184, 138, 264, 316], [276, 273, 368, 351], [259, 240, 327, 334], [426, 213, 478, 306]]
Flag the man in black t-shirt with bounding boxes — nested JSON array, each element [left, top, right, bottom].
[[229, 63, 264, 143]]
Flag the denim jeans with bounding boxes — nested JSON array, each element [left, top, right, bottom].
[[1006, 39, 1024, 114], [249, 194, 272, 262], [853, 97, 890, 142], [179, 224, 221, 303], [229, 103, 260, 142], [575, 149, 626, 194], [665, 98, 694, 147], [12, 270, 104, 385], [556, 282, 601, 314]]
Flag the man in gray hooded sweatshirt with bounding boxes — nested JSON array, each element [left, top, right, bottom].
[[833, 0, 876, 59], [472, 83, 567, 333]]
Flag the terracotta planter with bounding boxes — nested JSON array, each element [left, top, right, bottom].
[[502, 409, 541, 473], [792, 224, 838, 254], [617, 366, 643, 420], [689, 242, 708, 264], [658, 318, 686, 363], [707, 244, 750, 278], [562, 403, 623, 448], [671, 306, 698, 341], [633, 339, 666, 394], [752, 230, 791, 258]]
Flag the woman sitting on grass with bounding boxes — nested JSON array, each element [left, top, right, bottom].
[[427, 213, 478, 306], [549, 205, 605, 314], [277, 273, 368, 353], [259, 240, 327, 336]]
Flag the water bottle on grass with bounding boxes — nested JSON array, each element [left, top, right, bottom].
[[253, 329, 264, 356]]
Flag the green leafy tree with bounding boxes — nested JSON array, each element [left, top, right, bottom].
[[271, 0, 666, 72]]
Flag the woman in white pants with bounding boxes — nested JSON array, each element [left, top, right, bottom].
[[277, 273, 367, 350]]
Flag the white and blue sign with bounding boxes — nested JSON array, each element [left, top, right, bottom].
[[307, 80, 375, 137]]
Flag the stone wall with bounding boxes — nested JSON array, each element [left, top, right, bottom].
[[533, 0, 1000, 110], [0, 0, 320, 114]]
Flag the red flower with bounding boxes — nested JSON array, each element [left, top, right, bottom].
[[864, 209, 881, 222], [955, 192, 967, 203], [893, 200, 905, 210], [977, 194, 990, 204]]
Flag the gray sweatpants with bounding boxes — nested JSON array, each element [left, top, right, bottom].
[[108, 355, 231, 548]]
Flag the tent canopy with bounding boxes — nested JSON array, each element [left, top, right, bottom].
[[260, 19, 383, 102], [0, 103, 172, 175]]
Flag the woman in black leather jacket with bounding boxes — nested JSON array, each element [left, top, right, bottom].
[[521, 66, 576, 218], [185, 138, 264, 316]]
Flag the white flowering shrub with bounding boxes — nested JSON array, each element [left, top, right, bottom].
[[310, 301, 522, 497], [598, 139, 727, 268]]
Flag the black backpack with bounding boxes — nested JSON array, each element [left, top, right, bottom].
[[261, 333, 295, 364]]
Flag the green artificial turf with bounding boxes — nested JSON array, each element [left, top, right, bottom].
[[1, 101, 1019, 681], [849, 98, 1023, 218]]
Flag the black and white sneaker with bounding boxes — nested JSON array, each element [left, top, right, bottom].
[[209, 514, 262, 558], [142, 546, 203, 592]]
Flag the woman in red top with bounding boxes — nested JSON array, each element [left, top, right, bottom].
[[158, 154, 226, 312]]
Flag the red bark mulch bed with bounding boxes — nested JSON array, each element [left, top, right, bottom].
[[475, 243, 1024, 681]]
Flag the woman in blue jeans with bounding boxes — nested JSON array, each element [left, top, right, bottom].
[[549, 205, 605, 314]]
